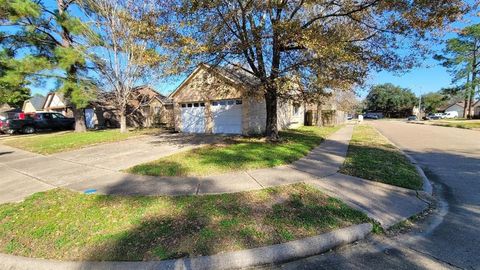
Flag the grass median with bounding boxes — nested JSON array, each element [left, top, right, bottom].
[[340, 124, 422, 190], [128, 126, 340, 177], [3, 128, 160, 155], [0, 183, 373, 261]]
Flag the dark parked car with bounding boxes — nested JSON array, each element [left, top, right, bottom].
[[407, 115, 418, 121], [364, 114, 379, 119], [0, 112, 75, 134], [423, 113, 442, 120]]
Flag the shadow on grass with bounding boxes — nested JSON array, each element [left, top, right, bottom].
[[80, 184, 369, 262], [130, 129, 331, 177]]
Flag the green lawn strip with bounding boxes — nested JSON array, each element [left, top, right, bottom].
[[3, 129, 160, 155], [431, 120, 480, 129], [340, 124, 422, 190], [0, 183, 373, 261], [128, 126, 340, 177]]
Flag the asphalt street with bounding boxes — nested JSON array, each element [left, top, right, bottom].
[[266, 121, 480, 270]]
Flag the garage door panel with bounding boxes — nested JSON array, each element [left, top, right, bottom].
[[212, 100, 242, 134], [181, 105, 205, 133]]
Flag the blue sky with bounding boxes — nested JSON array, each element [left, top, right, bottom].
[[22, 1, 478, 99]]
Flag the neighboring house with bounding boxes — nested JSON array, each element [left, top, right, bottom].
[[304, 101, 347, 127], [439, 101, 476, 118], [169, 64, 304, 135], [473, 100, 480, 118], [22, 95, 46, 113], [126, 86, 174, 129], [42, 92, 71, 116], [39, 87, 173, 129]]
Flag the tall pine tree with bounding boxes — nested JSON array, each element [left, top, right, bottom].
[[0, 0, 95, 131], [436, 24, 480, 119]]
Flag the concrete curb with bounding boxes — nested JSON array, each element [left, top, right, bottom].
[[0, 223, 372, 270], [372, 125, 433, 196]]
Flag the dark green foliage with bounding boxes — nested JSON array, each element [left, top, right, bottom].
[[421, 92, 447, 113], [0, 0, 95, 113], [365, 84, 418, 118]]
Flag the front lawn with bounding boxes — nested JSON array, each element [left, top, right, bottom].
[[0, 183, 372, 261], [340, 124, 422, 190], [3, 129, 160, 155], [128, 126, 340, 177]]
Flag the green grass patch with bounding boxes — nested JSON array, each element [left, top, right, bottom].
[[431, 120, 480, 129], [0, 183, 371, 261], [3, 129, 160, 155], [340, 124, 422, 190], [128, 126, 340, 177]]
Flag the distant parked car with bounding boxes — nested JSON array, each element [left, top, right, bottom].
[[444, 111, 459, 119], [424, 113, 442, 120], [0, 112, 75, 134], [347, 115, 353, 120], [407, 115, 418, 121], [364, 113, 379, 119]]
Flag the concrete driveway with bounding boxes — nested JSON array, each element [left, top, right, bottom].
[[273, 121, 480, 269], [0, 132, 221, 203], [50, 132, 221, 170]]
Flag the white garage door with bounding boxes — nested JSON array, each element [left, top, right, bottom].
[[212, 99, 242, 134], [181, 103, 205, 133]]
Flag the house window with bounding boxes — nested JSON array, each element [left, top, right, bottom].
[[154, 106, 161, 114], [219, 101, 226, 106], [181, 104, 186, 108], [293, 104, 301, 116], [236, 100, 242, 105], [227, 100, 234, 105], [212, 101, 218, 106], [194, 103, 199, 107], [187, 103, 193, 107], [200, 102, 205, 107]]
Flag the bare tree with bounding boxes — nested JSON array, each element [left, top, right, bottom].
[[82, 0, 171, 132]]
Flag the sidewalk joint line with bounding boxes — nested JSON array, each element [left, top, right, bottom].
[[195, 183, 200, 195], [245, 171, 264, 188], [0, 164, 57, 189]]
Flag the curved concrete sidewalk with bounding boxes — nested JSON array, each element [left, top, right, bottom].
[[0, 125, 429, 228]]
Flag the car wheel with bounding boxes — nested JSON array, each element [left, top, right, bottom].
[[22, 126, 35, 134]]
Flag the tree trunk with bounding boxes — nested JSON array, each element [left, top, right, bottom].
[[58, 0, 86, 132], [120, 110, 128, 133], [72, 107, 87, 132], [264, 85, 279, 141], [315, 102, 323, 126], [467, 88, 474, 119]]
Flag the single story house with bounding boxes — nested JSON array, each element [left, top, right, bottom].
[[439, 101, 477, 118], [169, 64, 304, 135], [36, 87, 173, 129], [86, 86, 174, 129], [22, 95, 46, 113]]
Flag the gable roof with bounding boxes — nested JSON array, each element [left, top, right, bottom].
[[438, 102, 465, 111], [21, 95, 46, 112], [131, 85, 171, 106], [169, 64, 260, 99], [29, 95, 46, 110]]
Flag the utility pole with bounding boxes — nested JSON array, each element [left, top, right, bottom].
[[418, 95, 422, 119]]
